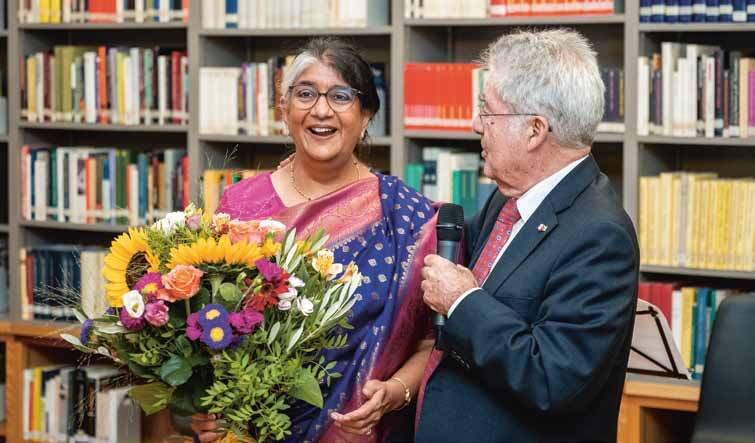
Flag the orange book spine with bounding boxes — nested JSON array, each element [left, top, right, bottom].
[[490, 0, 509, 17]]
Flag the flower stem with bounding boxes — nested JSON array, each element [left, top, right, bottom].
[[185, 299, 191, 318]]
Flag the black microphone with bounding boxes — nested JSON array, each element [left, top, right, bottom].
[[434, 203, 464, 348]]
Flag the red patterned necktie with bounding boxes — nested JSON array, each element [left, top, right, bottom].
[[471, 198, 521, 283], [417, 198, 521, 420]]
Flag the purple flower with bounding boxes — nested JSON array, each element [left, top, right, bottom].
[[105, 308, 116, 316], [80, 319, 93, 345], [186, 312, 202, 341], [229, 308, 264, 334], [255, 259, 283, 282], [134, 272, 165, 298], [144, 300, 170, 327], [201, 323, 234, 350], [120, 308, 145, 331], [197, 304, 229, 329], [187, 214, 202, 231]]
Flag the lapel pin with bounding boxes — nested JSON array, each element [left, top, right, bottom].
[[537, 224, 548, 232]]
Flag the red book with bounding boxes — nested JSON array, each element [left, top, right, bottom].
[[171, 51, 181, 124], [97, 46, 109, 123]]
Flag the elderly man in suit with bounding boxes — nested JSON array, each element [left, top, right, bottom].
[[417, 29, 639, 443]]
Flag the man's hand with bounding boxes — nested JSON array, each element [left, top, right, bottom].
[[330, 379, 402, 436], [421, 254, 478, 316]]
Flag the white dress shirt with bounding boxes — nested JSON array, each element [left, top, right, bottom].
[[447, 155, 589, 316]]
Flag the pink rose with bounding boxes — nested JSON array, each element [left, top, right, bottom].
[[228, 220, 265, 245], [161, 265, 204, 302], [144, 300, 170, 327]]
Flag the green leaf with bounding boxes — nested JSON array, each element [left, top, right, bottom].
[[210, 275, 224, 299], [168, 302, 187, 329], [175, 335, 193, 358], [190, 287, 211, 312], [169, 383, 200, 416], [159, 355, 193, 387], [128, 359, 156, 379], [218, 282, 242, 303], [187, 353, 210, 367], [129, 382, 175, 415], [289, 368, 323, 409]]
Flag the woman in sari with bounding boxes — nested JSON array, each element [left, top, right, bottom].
[[191, 37, 437, 443]]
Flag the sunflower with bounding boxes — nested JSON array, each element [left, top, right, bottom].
[[103, 228, 160, 307], [167, 235, 267, 269]]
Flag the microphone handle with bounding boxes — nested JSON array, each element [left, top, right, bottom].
[[433, 239, 461, 328]]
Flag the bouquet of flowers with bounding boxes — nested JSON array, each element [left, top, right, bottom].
[[61, 204, 362, 441]]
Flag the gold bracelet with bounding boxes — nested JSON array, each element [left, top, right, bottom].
[[389, 376, 411, 411]]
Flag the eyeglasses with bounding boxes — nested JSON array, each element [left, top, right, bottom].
[[477, 112, 554, 134], [288, 84, 363, 113]]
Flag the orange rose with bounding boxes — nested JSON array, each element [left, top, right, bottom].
[[228, 220, 265, 245], [160, 265, 204, 302]]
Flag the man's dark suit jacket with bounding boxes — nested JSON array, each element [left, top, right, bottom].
[[416, 156, 639, 443]]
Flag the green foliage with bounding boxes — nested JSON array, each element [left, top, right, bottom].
[[289, 367, 323, 408], [129, 381, 175, 415], [160, 355, 194, 386]]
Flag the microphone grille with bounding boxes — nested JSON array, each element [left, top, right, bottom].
[[437, 204, 464, 242], [438, 203, 464, 226]]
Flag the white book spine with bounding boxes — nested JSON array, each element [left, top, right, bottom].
[[637, 57, 650, 136], [84, 52, 97, 123]]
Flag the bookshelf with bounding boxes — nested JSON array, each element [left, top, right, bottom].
[[0, 0, 751, 442]]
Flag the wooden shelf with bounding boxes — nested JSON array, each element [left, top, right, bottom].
[[625, 373, 701, 402], [20, 220, 131, 233], [199, 133, 392, 146], [0, 224, 8, 233], [639, 23, 755, 32], [641, 265, 755, 280], [0, 319, 80, 339], [404, 130, 624, 143], [638, 135, 755, 147], [18, 121, 188, 133], [19, 22, 188, 30], [405, 14, 625, 27], [199, 26, 393, 37], [0, 135, 8, 143]]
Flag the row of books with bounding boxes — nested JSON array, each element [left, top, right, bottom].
[[639, 172, 755, 271], [199, 61, 388, 137], [637, 47, 755, 138], [21, 146, 189, 226], [203, 168, 261, 214], [21, 46, 188, 126], [640, 0, 755, 22], [404, 147, 497, 217], [19, 245, 108, 321], [404, 63, 486, 132], [23, 364, 140, 443], [404, 63, 625, 134], [638, 283, 752, 379], [406, 0, 616, 18], [19, 0, 189, 24], [202, 0, 389, 29]]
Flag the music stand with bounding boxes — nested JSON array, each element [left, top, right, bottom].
[[628, 299, 690, 380]]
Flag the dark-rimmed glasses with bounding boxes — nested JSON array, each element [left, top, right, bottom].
[[288, 84, 363, 113]]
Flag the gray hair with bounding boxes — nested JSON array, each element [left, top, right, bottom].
[[482, 29, 605, 148], [280, 52, 318, 95]]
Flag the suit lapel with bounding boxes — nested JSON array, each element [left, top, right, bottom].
[[477, 155, 601, 295], [482, 202, 558, 295]]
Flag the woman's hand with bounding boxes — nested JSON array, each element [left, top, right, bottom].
[[330, 379, 404, 436], [191, 413, 223, 443]]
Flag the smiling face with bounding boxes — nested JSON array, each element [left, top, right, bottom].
[[282, 61, 372, 165]]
